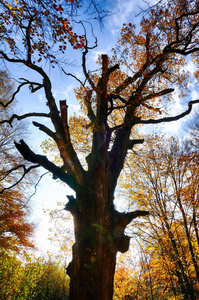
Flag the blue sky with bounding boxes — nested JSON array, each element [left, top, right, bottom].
[[29, 0, 146, 254], [22, 0, 155, 254], [3, 0, 198, 255]]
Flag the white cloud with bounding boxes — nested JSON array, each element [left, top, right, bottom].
[[184, 60, 196, 73], [69, 104, 80, 112], [91, 50, 105, 64], [108, 0, 137, 33], [191, 88, 199, 100], [147, 88, 190, 136], [38, 93, 46, 103], [168, 89, 184, 114], [53, 84, 74, 99]]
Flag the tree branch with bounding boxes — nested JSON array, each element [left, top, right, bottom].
[[14, 140, 78, 190], [128, 139, 144, 149], [138, 100, 199, 125], [84, 89, 96, 122], [142, 88, 174, 101], [25, 13, 35, 64], [108, 63, 120, 75], [0, 164, 40, 194], [0, 50, 25, 64], [113, 209, 149, 253], [0, 79, 44, 108], [0, 82, 26, 108], [81, 21, 98, 92], [124, 210, 150, 224], [0, 112, 50, 126], [115, 209, 150, 229], [27, 171, 49, 204], [32, 121, 56, 139], [61, 68, 85, 86]]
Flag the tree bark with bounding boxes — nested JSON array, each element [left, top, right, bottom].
[[64, 158, 142, 300], [65, 188, 117, 300]]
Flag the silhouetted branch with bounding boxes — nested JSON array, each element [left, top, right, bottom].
[[32, 121, 56, 139], [14, 140, 78, 190], [0, 164, 40, 194], [114, 209, 150, 230], [138, 100, 199, 125], [142, 88, 174, 101], [61, 68, 85, 86], [28, 171, 49, 204], [81, 21, 98, 91], [128, 139, 144, 149], [0, 112, 50, 126]]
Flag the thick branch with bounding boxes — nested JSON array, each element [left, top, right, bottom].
[[113, 209, 149, 253], [128, 138, 144, 149], [14, 140, 78, 190], [115, 210, 150, 229], [0, 50, 24, 64], [137, 100, 199, 125], [124, 210, 150, 225], [142, 88, 174, 101], [32, 121, 56, 139], [0, 112, 50, 126], [85, 89, 96, 122], [108, 63, 120, 75], [60, 100, 69, 135], [25, 14, 36, 64]]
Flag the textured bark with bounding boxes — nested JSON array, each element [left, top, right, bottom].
[[65, 185, 117, 300], [66, 208, 117, 300], [64, 158, 149, 300]]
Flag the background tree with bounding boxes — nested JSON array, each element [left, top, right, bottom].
[[44, 201, 74, 261], [123, 136, 199, 300], [0, 250, 70, 300], [0, 0, 199, 299], [186, 111, 199, 150], [0, 70, 35, 252]]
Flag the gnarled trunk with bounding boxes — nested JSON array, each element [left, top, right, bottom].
[[65, 169, 128, 300], [67, 228, 117, 300]]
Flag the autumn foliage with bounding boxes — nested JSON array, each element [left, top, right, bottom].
[[0, 251, 70, 299], [0, 0, 85, 65], [0, 70, 35, 252], [118, 136, 199, 299], [0, 0, 199, 299]]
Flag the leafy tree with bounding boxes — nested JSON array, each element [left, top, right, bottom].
[[124, 136, 199, 299], [31, 259, 70, 300], [43, 201, 74, 261], [0, 70, 35, 252], [0, 250, 69, 299], [0, 0, 199, 299], [186, 111, 199, 150], [114, 264, 139, 300]]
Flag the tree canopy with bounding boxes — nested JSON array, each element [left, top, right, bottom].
[[0, 0, 199, 299]]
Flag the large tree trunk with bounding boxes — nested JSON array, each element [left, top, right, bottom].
[[67, 229, 117, 300], [65, 167, 127, 300]]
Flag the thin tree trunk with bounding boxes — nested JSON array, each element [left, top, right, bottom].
[[165, 221, 197, 300]]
